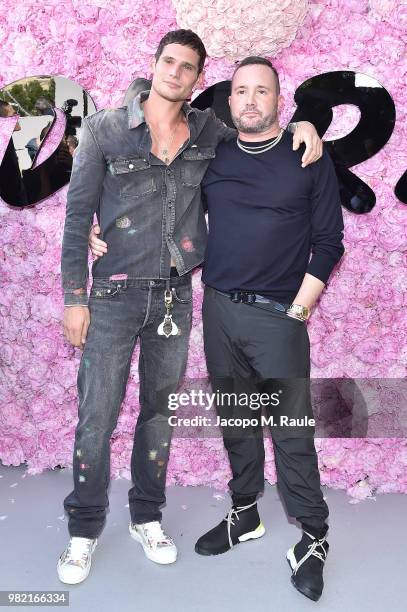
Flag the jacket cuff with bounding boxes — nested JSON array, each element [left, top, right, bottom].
[[286, 122, 297, 134], [64, 292, 88, 307]]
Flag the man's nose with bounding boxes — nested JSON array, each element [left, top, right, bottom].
[[169, 64, 181, 79]]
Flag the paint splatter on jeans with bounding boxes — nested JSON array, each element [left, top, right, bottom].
[[64, 275, 192, 538]]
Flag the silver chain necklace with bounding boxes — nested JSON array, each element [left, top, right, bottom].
[[237, 128, 284, 155], [148, 115, 182, 164]]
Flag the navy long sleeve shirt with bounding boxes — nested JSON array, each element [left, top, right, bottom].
[[201, 130, 345, 303]]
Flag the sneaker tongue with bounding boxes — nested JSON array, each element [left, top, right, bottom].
[[68, 539, 92, 559], [71, 537, 92, 546], [145, 521, 165, 540]]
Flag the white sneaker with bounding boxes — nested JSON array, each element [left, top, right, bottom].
[[57, 537, 97, 584], [129, 521, 177, 564]]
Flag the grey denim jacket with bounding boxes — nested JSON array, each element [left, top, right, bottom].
[[61, 80, 234, 306]]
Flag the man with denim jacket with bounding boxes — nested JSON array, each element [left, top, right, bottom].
[[58, 29, 322, 585]]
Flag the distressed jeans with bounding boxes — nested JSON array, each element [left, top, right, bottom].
[[63, 273, 192, 538]]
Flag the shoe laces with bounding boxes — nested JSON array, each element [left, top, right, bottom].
[[223, 501, 257, 549], [63, 537, 94, 568], [293, 531, 328, 575], [140, 521, 174, 549]]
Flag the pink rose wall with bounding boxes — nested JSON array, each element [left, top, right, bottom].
[[0, 0, 406, 503]]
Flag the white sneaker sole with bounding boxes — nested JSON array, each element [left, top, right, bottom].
[[129, 524, 177, 565], [286, 546, 297, 572], [238, 522, 266, 542], [57, 539, 97, 585]]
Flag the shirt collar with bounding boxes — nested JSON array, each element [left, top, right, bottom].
[[127, 89, 198, 130]]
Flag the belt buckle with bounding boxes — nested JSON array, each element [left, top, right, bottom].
[[230, 291, 256, 304]]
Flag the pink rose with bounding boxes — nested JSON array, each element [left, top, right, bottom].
[[353, 338, 384, 364], [0, 435, 25, 465], [318, 292, 350, 319]]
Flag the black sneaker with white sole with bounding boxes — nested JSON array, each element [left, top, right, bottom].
[[286, 528, 329, 601], [194, 501, 265, 556]]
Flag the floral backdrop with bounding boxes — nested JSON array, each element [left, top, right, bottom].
[[0, 0, 406, 503]]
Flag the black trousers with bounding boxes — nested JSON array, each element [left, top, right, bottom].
[[202, 286, 329, 537]]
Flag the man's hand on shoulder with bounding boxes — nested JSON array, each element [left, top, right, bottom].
[[292, 121, 323, 168]]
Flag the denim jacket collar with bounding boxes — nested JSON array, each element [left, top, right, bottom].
[[127, 88, 199, 130]]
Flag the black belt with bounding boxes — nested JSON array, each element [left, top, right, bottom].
[[214, 289, 290, 312]]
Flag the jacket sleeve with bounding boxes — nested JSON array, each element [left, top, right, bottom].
[[61, 116, 106, 306], [306, 149, 345, 285], [208, 109, 237, 144]]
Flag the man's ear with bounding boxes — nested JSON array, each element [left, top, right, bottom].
[[277, 93, 284, 113], [150, 57, 156, 73], [228, 95, 231, 107]]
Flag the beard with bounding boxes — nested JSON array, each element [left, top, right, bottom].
[[232, 109, 277, 134]]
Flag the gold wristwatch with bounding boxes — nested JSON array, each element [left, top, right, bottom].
[[286, 303, 310, 321]]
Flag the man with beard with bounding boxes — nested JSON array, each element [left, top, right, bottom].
[[193, 57, 344, 602]]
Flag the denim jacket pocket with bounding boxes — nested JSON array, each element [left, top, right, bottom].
[[108, 156, 157, 198], [181, 146, 216, 188]]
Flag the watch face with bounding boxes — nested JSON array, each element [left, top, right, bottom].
[[291, 304, 309, 319]]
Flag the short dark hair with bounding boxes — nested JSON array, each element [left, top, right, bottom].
[[232, 56, 280, 94], [155, 29, 207, 75]]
